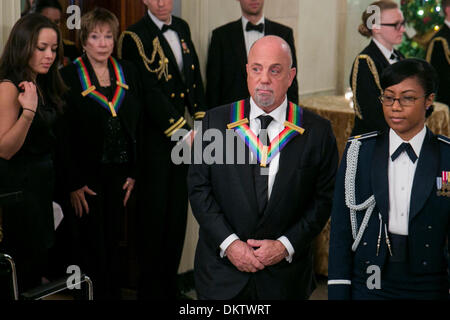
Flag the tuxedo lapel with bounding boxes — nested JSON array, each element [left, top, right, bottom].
[[257, 107, 307, 226], [262, 134, 304, 219], [231, 19, 248, 77], [263, 18, 274, 36], [409, 129, 439, 222], [371, 132, 390, 222]]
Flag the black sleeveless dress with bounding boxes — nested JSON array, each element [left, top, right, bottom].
[[0, 76, 57, 292]]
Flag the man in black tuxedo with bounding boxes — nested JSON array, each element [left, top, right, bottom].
[[426, 0, 450, 108], [205, 0, 299, 109], [118, 0, 206, 299], [188, 36, 338, 300]]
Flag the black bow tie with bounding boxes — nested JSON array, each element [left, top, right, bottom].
[[391, 142, 418, 163], [161, 24, 176, 33], [390, 52, 399, 61], [246, 22, 264, 33]]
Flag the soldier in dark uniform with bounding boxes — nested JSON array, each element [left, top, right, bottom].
[[328, 59, 449, 300], [350, 0, 405, 136], [118, 0, 206, 300], [426, 0, 450, 108]]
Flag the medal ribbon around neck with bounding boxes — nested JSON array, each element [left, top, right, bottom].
[[227, 100, 305, 167], [74, 56, 128, 117]]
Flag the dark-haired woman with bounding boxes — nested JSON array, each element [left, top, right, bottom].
[[328, 58, 449, 300], [350, 0, 406, 136], [0, 13, 67, 292], [34, 0, 80, 65], [60, 8, 141, 299]]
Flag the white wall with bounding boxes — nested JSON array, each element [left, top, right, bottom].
[[0, 0, 21, 53], [182, 0, 341, 98]]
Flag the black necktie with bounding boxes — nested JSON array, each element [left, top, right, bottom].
[[253, 115, 273, 215], [246, 22, 264, 33], [161, 24, 175, 33], [391, 143, 418, 163]]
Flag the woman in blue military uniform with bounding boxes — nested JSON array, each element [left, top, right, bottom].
[[328, 58, 449, 300]]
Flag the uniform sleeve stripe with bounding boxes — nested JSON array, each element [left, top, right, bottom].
[[194, 112, 206, 119], [164, 117, 184, 135], [167, 120, 187, 137], [328, 280, 352, 285]]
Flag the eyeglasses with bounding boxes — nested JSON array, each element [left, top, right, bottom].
[[380, 20, 406, 31], [379, 94, 426, 107]]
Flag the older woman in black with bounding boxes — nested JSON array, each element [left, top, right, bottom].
[[0, 14, 67, 292], [60, 8, 142, 299]]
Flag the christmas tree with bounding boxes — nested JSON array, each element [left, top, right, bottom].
[[398, 0, 445, 58]]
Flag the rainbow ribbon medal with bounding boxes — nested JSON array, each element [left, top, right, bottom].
[[227, 100, 305, 167], [74, 56, 128, 117]]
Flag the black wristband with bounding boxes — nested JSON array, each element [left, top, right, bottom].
[[22, 107, 36, 114]]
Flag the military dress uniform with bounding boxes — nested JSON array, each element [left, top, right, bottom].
[[350, 40, 404, 136], [426, 22, 450, 108], [118, 11, 206, 299], [328, 129, 450, 300]]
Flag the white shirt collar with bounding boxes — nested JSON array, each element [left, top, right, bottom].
[[249, 96, 287, 125], [148, 10, 172, 30], [389, 126, 427, 159], [373, 38, 396, 62], [445, 20, 450, 29], [241, 15, 265, 32]]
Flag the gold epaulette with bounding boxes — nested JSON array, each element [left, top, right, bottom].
[[347, 131, 379, 142], [426, 37, 450, 65], [351, 54, 382, 120], [117, 31, 169, 81], [194, 112, 206, 120], [165, 117, 186, 137]]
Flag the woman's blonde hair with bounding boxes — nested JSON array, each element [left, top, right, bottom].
[[358, 0, 399, 38]]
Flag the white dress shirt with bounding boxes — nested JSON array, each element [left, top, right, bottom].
[[445, 19, 450, 29], [241, 16, 265, 56], [219, 97, 295, 262], [373, 38, 399, 64], [148, 10, 183, 73], [388, 127, 426, 235]]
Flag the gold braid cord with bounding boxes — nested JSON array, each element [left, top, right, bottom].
[[117, 31, 169, 81], [351, 54, 382, 120], [426, 37, 450, 65]]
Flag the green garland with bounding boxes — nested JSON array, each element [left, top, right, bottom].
[[398, 0, 445, 58]]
